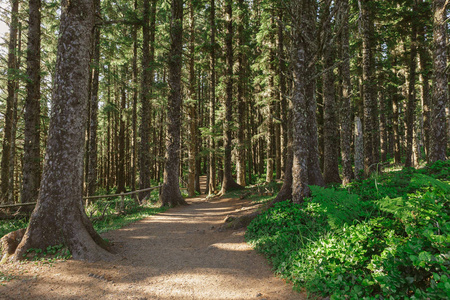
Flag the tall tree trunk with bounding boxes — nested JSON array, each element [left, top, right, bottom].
[[8, 23, 21, 203], [418, 22, 431, 161], [430, 0, 448, 162], [22, 0, 41, 204], [1, 0, 19, 203], [393, 93, 402, 164], [220, 0, 243, 194], [273, 100, 293, 204], [14, 0, 114, 262], [322, 21, 341, 184], [117, 67, 127, 194], [87, 0, 101, 196], [139, 0, 156, 200], [187, 1, 197, 197], [208, 0, 217, 195], [354, 116, 364, 179], [291, 0, 320, 203], [405, 12, 417, 168], [131, 0, 138, 195], [160, 0, 187, 207], [236, 0, 246, 187], [339, 0, 354, 184], [361, 0, 377, 176]]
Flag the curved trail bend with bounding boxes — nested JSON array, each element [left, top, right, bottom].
[[0, 188, 304, 299]]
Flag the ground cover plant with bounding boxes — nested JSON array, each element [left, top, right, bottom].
[[0, 188, 167, 260], [246, 160, 450, 299]]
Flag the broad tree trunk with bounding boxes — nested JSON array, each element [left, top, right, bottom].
[[220, 0, 243, 194], [1, 0, 19, 203], [430, 0, 448, 162], [291, 0, 319, 204], [14, 0, 114, 262], [160, 0, 187, 207]]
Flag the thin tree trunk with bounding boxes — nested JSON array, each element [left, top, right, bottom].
[[117, 67, 127, 194], [418, 23, 431, 161], [322, 23, 341, 184], [236, 0, 246, 187], [354, 116, 364, 179], [405, 9, 417, 168], [131, 0, 138, 196], [221, 0, 243, 194], [139, 0, 156, 200], [187, 0, 197, 197], [361, 0, 376, 176], [393, 94, 402, 164], [208, 0, 216, 195], [87, 0, 101, 196], [1, 0, 19, 202], [22, 0, 41, 204]]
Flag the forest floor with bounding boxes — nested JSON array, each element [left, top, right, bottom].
[[0, 191, 305, 299]]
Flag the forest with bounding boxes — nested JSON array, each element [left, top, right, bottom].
[[0, 0, 449, 298]]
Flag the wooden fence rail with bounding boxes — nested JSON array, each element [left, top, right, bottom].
[[0, 185, 165, 210]]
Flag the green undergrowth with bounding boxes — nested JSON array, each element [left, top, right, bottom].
[[0, 189, 167, 261], [246, 160, 450, 299], [89, 195, 168, 234]]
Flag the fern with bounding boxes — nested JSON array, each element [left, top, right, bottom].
[[411, 173, 450, 194], [309, 186, 366, 229]]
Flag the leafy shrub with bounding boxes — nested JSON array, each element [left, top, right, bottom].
[[247, 163, 450, 299]]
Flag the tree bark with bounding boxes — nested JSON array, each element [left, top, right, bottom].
[[430, 0, 448, 162], [290, 0, 322, 203], [87, 0, 101, 196], [21, 0, 41, 204], [208, 0, 217, 195], [338, 0, 354, 184], [139, 0, 156, 201], [14, 0, 114, 262], [361, 0, 377, 176], [131, 0, 138, 196], [220, 0, 243, 194], [187, 1, 197, 197], [322, 17, 341, 184], [1, 0, 19, 203], [160, 0, 187, 207], [117, 67, 127, 194], [405, 10, 417, 168], [236, 0, 247, 187], [418, 22, 431, 161]]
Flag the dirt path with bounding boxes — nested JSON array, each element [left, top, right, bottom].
[[0, 192, 304, 299]]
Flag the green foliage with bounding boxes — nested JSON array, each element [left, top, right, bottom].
[[24, 244, 71, 262], [0, 218, 27, 238], [246, 163, 450, 299]]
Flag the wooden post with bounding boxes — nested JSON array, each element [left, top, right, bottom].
[[120, 193, 124, 211]]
